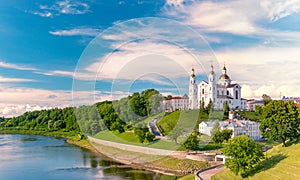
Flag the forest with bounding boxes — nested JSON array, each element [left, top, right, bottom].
[[0, 89, 162, 141]]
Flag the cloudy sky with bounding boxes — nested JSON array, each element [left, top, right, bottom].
[[1, 0, 300, 117]]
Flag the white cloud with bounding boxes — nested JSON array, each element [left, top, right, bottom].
[[49, 27, 101, 36], [85, 39, 212, 82], [215, 45, 300, 98], [0, 61, 37, 71], [261, 0, 300, 22], [0, 76, 35, 83], [32, 0, 90, 17], [164, 0, 300, 36], [32, 11, 53, 17], [165, 0, 185, 6]]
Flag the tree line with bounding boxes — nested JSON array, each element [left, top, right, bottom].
[[0, 89, 162, 143]]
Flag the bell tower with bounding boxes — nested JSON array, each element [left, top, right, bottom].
[[189, 66, 198, 109]]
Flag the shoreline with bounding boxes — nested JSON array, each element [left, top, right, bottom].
[[0, 130, 199, 177], [68, 138, 186, 176]]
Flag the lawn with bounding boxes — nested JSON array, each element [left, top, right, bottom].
[[94, 130, 182, 150], [157, 110, 207, 136], [178, 174, 194, 180], [237, 111, 262, 122], [212, 140, 300, 180]]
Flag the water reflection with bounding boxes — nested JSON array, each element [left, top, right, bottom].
[[0, 134, 179, 180]]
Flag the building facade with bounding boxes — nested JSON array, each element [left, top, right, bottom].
[[189, 64, 247, 110], [199, 112, 262, 140], [162, 96, 189, 112]]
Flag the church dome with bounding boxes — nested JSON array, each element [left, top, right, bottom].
[[219, 73, 231, 80]]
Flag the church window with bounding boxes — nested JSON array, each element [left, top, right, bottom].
[[236, 90, 239, 99], [202, 89, 204, 94]]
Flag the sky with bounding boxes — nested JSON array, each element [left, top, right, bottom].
[[1, 0, 300, 117]]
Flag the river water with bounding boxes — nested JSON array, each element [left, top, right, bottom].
[[0, 134, 177, 180]]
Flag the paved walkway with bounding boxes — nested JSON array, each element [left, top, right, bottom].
[[148, 117, 163, 136], [198, 165, 226, 180]]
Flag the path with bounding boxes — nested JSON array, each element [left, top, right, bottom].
[[148, 117, 163, 137], [196, 165, 226, 180]]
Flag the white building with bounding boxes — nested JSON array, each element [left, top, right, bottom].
[[199, 113, 262, 141], [188, 67, 198, 110], [246, 100, 264, 111], [189, 64, 247, 110], [162, 96, 189, 112]]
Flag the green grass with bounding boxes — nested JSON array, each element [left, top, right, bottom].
[[237, 111, 262, 122], [117, 131, 140, 143], [94, 130, 182, 150], [178, 174, 194, 180], [134, 112, 165, 127], [157, 110, 206, 136], [212, 140, 300, 180], [150, 156, 209, 172]]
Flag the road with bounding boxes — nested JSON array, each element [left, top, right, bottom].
[[148, 117, 163, 137], [198, 165, 226, 180]]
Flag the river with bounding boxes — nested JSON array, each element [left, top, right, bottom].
[[0, 134, 178, 180]]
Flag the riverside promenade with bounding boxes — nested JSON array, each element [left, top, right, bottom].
[[88, 136, 178, 156]]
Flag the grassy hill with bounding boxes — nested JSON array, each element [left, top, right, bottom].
[[212, 141, 300, 180], [238, 111, 262, 122], [157, 110, 209, 136]]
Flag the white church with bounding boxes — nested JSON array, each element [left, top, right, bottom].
[[189, 64, 247, 110]]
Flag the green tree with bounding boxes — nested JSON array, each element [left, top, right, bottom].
[[223, 101, 230, 120], [210, 121, 219, 136], [255, 105, 263, 114], [223, 135, 264, 177], [206, 99, 213, 114], [212, 130, 224, 144], [168, 127, 184, 144], [183, 132, 199, 150], [262, 94, 272, 105], [260, 100, 300, 147], [144, 132, 155, 143]]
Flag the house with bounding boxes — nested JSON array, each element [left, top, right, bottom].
[[199, 112, 262, 140], [162, 96, 189, 112]]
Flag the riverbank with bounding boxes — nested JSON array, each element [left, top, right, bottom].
[[0, 129, 208, 176]]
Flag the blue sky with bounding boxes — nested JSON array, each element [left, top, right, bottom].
[[1, 0, 300, 117]]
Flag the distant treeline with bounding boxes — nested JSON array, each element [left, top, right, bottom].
[[0, 89, 162, 140]]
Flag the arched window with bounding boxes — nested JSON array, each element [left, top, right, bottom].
[[202, 89, 204, 94], [236, 90, 239, 99]]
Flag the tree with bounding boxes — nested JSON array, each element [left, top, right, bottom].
[[223, 135, 264, 177], [260, 100, 300, 147], [183, 132, 200, 150], [144, 132, 155, 143], [262, 94, 272, 105], [212, 130, 224, 144], [210, 121, 219, 136], [206, 99, 213, 114], [255, 105, 263, 114], [223, 101, 230, 120], [168, 127, 184, 144]]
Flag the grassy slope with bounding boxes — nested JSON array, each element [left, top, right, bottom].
[[212, 141, 300, 180], [94, 130, 181, 150], [238, 111, 262, 122], [178, 174, 194, 180], [157, 110, 206, 136]]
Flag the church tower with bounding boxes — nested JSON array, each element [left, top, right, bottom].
[[208, 65, 217, 107], [189, 67, 198, 109]]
